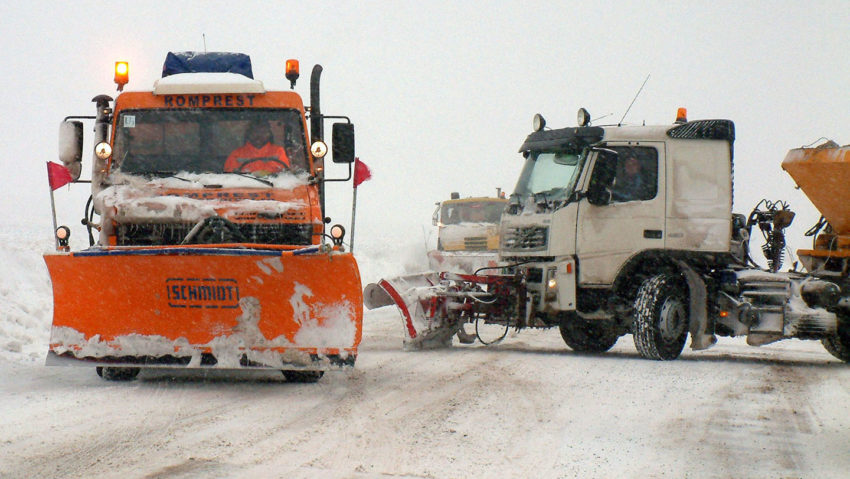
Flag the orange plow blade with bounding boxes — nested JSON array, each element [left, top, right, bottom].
[[44, 246, 362, 370]]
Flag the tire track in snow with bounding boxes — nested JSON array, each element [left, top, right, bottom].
[[2, 372, 276, 478], [666, 359, 821, 478], [216, 343, 559, 477]]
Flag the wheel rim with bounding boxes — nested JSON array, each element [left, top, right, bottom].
[[658, 297, 687, 342]]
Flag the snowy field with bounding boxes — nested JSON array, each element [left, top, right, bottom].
[[2, 222, 850, 479]]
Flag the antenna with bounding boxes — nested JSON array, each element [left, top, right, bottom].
[[203, 34, 207, 53], [619, 74, 650, 126]]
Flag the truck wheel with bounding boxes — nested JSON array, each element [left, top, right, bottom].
[[822, 320, 850, 362], [633, 274, 689, 360], [558, 313, 618, 352], [282, 370, 324, 383], [97, 367, 141, 381]]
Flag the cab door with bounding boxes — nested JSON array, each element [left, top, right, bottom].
[[575, 143, 666, 285]]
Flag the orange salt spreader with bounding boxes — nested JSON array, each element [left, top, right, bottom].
[[782, 142, 850, 276]]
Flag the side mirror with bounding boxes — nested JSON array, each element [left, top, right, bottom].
[[331, 123, 355, 164], [58, 121, 84, 180], [586, 150, 618, 206]]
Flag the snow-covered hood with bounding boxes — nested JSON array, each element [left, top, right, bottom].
[[94, 172, 314, 224]]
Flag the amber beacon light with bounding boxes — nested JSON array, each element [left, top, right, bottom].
[[114, 61, 129, 91], [285, 59, 300, 89]]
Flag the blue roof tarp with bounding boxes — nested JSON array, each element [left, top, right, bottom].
[[162, 52, 253, 79]]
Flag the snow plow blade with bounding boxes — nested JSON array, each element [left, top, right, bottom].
[[364, 272, 461, 349], [44, 246, 362, 370]]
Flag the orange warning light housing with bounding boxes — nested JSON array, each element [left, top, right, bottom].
[[114, 61, 129, 91], [675, 107, 687, 124], [285, 59, 300, 89]]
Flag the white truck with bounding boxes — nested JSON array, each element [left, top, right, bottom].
[[367, 109, 850, 361]]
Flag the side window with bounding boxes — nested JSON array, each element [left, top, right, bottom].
[[609, 146, 658, 203]]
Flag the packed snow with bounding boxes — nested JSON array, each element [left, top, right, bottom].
[[153, 72, 266, 95], [3, 221, 850, 478]]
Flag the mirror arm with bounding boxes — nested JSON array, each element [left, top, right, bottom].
[[322, 161, 353, 183]]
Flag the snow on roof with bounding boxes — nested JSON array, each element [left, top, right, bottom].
[[153, 72, 265, 95]]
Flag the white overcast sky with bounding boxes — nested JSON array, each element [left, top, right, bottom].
[[1, 1, 848, 260]]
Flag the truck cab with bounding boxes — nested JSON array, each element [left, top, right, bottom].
[[427, 193, 507, 273], [501, 111, 737, 326]]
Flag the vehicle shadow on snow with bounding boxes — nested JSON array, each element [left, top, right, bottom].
[[130, 368, 310, 385], [413, 339, 848, 370]]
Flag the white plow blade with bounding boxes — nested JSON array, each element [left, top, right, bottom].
[[363, 273, 458, 349]]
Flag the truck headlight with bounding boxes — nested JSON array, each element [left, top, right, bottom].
[[545, 267, 558, 301], [330, 224, 345, 246]]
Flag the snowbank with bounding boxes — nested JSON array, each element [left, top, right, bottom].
[[0, 224, 53, 364]]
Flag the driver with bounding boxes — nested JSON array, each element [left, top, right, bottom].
[[611, 155, 644, 202], [224, 120, 290, 174]]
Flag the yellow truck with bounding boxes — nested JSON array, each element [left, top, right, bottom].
[[427, 192, 507, 274]]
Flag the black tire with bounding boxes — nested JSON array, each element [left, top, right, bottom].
[[282, 370, 324, 383], [559, 313, 619, 352], [822, 319, 850, 362], [97, 367, 141, 381], [633, 274, 689, 360]]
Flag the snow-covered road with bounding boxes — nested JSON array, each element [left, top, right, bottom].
[[2, 227, 850, 478], [3, 309, 850, 478]]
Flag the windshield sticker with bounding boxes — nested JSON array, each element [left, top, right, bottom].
[[123, 115, 136, 128]]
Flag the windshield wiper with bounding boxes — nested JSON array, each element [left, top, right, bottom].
[[148, 170, 192, 182], [222, 171, 273, 187], [534, 191, 551, 210]]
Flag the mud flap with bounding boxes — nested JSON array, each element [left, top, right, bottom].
[[677, 261, 717, 350], [44, 247, 363, 370], [364, 273, 460, 349]]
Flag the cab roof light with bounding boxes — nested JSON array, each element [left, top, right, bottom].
[[532, 113, 546, 132], [114, 61, 129, 91], [675, 107, 687, 124], [285, 59, 300, 89], [577, 108, 591, 127]]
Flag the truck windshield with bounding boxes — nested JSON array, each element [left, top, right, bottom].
[[512, 150, 584, 202], [111, 109, 308, 176], [440, 201, 505, 225]]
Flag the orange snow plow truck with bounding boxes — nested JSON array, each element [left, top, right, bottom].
[[46, 52, 361, 382]]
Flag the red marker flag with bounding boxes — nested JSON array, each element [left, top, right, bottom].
[[353, 158, 372, 187], [47, 161, 73, 190]]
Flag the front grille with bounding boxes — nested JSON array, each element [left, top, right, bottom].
[[117, 222, 313, 246], [525, 267, 543, 283], [502, 226, 548, 251], [464, 236, 488, 250]]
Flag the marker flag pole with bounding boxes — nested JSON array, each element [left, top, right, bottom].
[[350, 158, 372, 252]]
